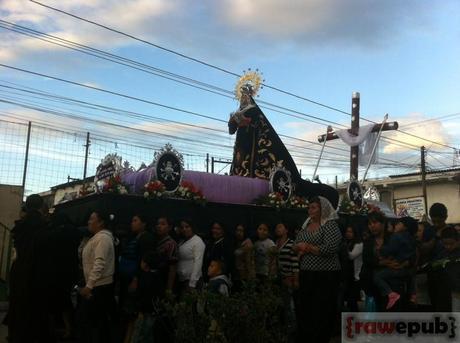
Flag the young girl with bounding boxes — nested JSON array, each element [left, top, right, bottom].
[[233, 224, 255, 291], [343, 225, 363, 312], [275, 222, 298, 337], [130, 252, 162, 343], [254, 223, 276, 281]]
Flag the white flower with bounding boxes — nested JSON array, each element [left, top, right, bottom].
[[270, 200, 275, 204], [144, 192, 149, 198]]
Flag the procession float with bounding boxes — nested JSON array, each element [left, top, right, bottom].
[[55, 71, 394, 234]]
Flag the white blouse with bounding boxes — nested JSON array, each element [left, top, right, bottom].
[[177, 234, 206, 288], [348, 242, 363, 281]]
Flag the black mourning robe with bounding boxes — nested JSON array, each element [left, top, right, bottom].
[[229, 98, 339, 208]]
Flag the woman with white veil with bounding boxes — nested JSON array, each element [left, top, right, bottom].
[[294, 196, 342, 343]]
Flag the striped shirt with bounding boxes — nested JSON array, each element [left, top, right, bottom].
[[295, 220, 342, 271], [277, 238, 299, 277]]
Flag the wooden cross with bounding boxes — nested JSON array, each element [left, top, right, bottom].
[[317, 92, 398, 180]]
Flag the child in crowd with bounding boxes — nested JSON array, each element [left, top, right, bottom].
[[275, 223, 299, 289], [233, 224, 255, 291], [373, 216, 417, 309], [342, 225, 363, 312], [274, 222, 298, 337], [424, 203, 454, 312], [129, 251, 162, 343], [440, 227, 460, 311], [254, 223, 277, 280], [206, 260, 231, 296]]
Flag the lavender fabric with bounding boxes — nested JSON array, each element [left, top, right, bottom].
[[122, 167, 154, 194], [121, 168, 269, 204], [183, 171, 269, 204]]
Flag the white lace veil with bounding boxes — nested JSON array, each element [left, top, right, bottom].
[[302, 196, 339, 228]]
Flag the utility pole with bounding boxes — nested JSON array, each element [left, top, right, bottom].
[[421, 146, 428, 216], [22, 121, 32, 195], [83, 132, 90, 179], [206, 153, 209, 173], [350, 92, 360, 180]]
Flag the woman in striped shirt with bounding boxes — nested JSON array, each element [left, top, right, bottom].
[[275, 222, 299, 338], [294, 196, 342, 343]]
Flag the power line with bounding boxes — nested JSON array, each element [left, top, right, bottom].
[[0, 63, 227, 123], [27, 0, 454, 151], [0, 18, 423, 153], [0, 20, 342, 129], [0, 96, 408, 169], [402, 112, 460, 129], [0, 82, 348, 159], [0, 72, 350, 157], [0, 67, 414, 167], [360, 116, 456, 150]]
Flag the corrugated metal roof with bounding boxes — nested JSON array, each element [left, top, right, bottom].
[[389, 167, 460, 178]]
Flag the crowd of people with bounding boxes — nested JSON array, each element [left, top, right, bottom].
[[4, 193, 460, 343]]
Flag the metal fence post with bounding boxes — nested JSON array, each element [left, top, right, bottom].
[[21, 121, 32, 196], [83, 132, 90, 179]]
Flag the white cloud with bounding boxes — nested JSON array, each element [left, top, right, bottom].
[[0, 0, 177, 62], [216, 0, 433, 47], [383, 113, 453, 153], [0, 0, 442, 64]]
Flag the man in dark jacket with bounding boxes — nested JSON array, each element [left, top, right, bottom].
[[438, 227, 460, 311], [8, 194, 49, 342]]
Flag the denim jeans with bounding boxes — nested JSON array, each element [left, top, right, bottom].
[[373, 268, 410, 296]]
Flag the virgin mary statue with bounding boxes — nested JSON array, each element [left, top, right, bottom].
[[228, 72, 339, 208]]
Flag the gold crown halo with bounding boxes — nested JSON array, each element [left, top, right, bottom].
[[235, 69, 264, 100]]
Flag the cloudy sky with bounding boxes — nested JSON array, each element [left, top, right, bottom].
[[1, 0, 459, 192]]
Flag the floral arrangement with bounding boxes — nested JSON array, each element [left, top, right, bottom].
[[338, 195, 362, 215], [286, 195, 309, 209], [143, 180, 166, 199], [143, 180, 206, 205], [338, 194, 382, 216], [254, 192, 308, 209], [102, 175, 129, 194], [361, 202, 382, 215], [255, 192, 285, 208], [174, 180, 206, 205]]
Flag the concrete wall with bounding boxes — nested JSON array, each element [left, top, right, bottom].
[[0, 185, 23, 280], [0, 184, 23, 229], [54, 184, 83, 204], [391, 181, 460, 223]]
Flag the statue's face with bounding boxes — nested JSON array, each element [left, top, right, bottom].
[[236, 151, 242, 162], [240, 93, 250, 107]]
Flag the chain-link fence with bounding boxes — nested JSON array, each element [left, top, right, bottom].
[[0, 119, 229, 197]]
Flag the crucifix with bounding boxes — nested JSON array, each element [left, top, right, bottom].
[[317, 92, 399, 181]]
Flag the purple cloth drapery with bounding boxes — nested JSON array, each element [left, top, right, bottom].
[[122, 168, 269, 205]]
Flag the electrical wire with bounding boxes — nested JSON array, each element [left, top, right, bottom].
[[27, 0, 456, 151]]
